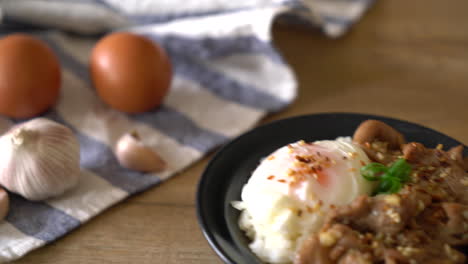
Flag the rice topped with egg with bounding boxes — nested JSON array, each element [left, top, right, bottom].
[[232, 137, 373, 263]]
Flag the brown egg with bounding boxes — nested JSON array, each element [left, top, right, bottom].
[[0, 34, 61, 118], [90, 32, 172, 113]]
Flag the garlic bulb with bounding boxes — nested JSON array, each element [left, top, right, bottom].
[[0, 118, 81, 201], [115, 131, 166, 173], [0, 187, 9, 220]]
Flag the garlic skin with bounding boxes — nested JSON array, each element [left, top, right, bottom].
[[0, 118, 81, 201], [115, 131, 166, 173], [0, 187, 9, 220]]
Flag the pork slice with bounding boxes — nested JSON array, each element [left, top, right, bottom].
[[441, 145, 468, 203], [403, 142, 468, 204], [402, 239, 465, 264], [403, 142, 439, 165], [381, 229, 466, 264], [328, 190, 431, 236], [360, 146, 396, 165], [418, 203, 468, 245], [338, 250, 373, 264], [353, 120, 405, 149], [294, 234, 333, 264], [295, 224, 372, 264], [448, 146, 464, 165], [382, 248, 408, 264]]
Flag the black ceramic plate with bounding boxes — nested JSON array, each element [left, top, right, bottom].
[[196, 113, 467, 264]]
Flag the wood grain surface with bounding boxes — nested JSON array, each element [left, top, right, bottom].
[[13, 0, 468, 263]]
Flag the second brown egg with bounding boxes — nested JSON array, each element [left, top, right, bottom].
[[90, 32, 172, 113]]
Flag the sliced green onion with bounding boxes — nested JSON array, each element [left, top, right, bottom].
[[388, 158, 412, 181], [360, 163, 387, 181], [361, 158, 412, 195]]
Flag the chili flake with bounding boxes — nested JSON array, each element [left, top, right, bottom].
[[295, 155, 311, 163]]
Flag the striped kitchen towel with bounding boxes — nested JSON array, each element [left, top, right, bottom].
[[0, 0, 374, 261]]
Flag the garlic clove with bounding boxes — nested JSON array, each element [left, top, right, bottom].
[[115, 131, 167, 173], [0, 187, 9, 221], [0, 118, 81, 201]]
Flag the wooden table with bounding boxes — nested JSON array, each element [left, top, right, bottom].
[[14, 0, 468, 263]]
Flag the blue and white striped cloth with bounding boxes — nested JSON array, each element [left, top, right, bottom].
[[0, 0, 373, 261]]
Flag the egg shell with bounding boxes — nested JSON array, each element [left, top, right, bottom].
[[0, 34, 61, 118], [90, 32, 172, 113]]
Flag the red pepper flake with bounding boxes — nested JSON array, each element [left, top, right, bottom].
[[267, 175, 275, 180], [316, 165, 323, 171], [295, 155, 311, 163], [297, 210, 303, 217], [330, 204, 336, 209], [360, 160, 366, 166], [342, 156, 348, 160], [278, 179, 287, 183], [325, 156, 330, 162]]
